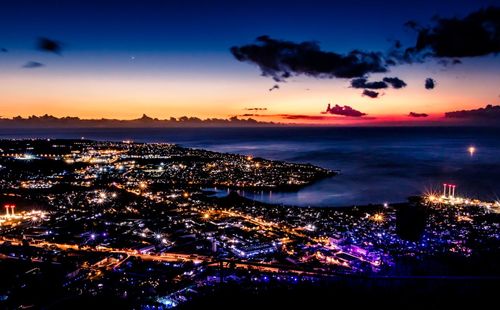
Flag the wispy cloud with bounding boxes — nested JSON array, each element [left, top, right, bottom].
[[22, 61, 44, 69]]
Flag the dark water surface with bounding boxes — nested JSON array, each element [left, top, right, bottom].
[[1, 127, 499, 206]]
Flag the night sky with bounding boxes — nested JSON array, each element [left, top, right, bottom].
[[1, 0, 499, 124]]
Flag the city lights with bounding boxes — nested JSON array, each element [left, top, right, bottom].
[[2, 1, 500, 308], [372, 213, 384, 222], [1, 139, 498, 309]]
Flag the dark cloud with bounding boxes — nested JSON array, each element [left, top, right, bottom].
[[445, 104, 500, 119], [382, 8, 500, 67], [22, 61, 44, 69], [362, 89, 380, 98], [322, 103, 367, 117], [382, 77, 407, 89], [37, 37, 62, 54], [404, 7, 500, 60], [408, 112, 429, 117], [389, 8, 500, 64], [244, 107, 267, 111], [1, 48, 7, 52], [231, 7, 500, 99], [425, 78, 436, 89], [231, 35, 389, 82], [269, 84, 279, 91], [351, 77, 407, 91], [351, 78, 388, 89]]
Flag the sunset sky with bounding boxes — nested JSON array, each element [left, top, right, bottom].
[[1, 0, 499, 125]]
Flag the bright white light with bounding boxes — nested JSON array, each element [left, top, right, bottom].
[[468, 146, 476, 156]]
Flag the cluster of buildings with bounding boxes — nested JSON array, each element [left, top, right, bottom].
[[0, 139, 498, 309]]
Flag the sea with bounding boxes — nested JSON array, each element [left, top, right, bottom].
[[1, 126, 499, 207]]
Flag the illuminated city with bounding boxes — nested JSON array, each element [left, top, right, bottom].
[[0, 139, 499, 308], [1, 0, 500, 309]]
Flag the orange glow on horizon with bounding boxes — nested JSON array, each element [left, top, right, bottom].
[[1, 63, 499, 124]]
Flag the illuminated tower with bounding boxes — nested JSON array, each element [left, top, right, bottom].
[[4, 205, 10, 217]]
